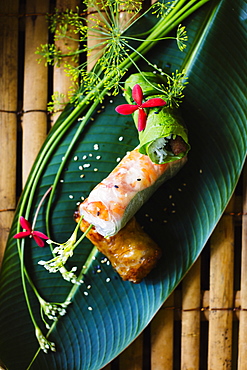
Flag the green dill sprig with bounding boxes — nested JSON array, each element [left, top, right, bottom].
[[158, 69, 188, 108], [151, 0, 174, 17], [36, 0, 191, 109]]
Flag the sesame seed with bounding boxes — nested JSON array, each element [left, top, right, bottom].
[[106, 278, 111, 283], [94, 168, 98, 172], [94, 144, 99, 150], [178, 188, 182, 192], [79, 165, 83, 170], [89, 153, 93, 157], [96, 155, 101, 160], [81, 196, 85, 201], [87, 285, 91, 289], [84, 291, 89, 296], [169, 195, 173, 199], [83, 163, 91, 168], [60, 179, 64, 183], [199, 169, 203, 173], [88, 306, 93, 311], [118, 136, 124, 141], [74, 156, 78, 161], [116, 157, 121, 162], [80, 174, 85, 178], [69, 195, 74, 199], [109, 100, 113, 103], [114, 185, 119, 188], [82, 155, 87, 160]]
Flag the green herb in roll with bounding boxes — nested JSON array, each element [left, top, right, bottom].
[[116, 72, 190, 164]]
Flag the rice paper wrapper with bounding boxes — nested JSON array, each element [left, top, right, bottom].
[[124, 72, 190, 164], [79, 150, 187, 237]]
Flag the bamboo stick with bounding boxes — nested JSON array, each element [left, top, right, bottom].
[[22, 0, 50, 185], [151, 293, 175, 370], [181, 257, 201, 370], [119, 334, 144, 370], [86, 1, 107, 72], [51, 0, 80, 125], [208, 197, 235, 370], [202, 290, 240, 321], [238, 162, 247, 369], [0, 0, 19, 267]]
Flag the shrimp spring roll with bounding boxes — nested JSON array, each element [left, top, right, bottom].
[[123, 72, 190, 164], [77, 148, 187, 237]]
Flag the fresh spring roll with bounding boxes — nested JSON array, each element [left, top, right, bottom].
[[123, 72, 190, 164], [77, 148, 187, 237], [74, 216, 162, 283]]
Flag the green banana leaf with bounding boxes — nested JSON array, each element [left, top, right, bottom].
[[1, 1, 247, 369]]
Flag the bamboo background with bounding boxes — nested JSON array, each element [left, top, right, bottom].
[[0, 0, 246, 369]]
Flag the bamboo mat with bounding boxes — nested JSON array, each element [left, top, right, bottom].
[[0, 1, 247, 369]]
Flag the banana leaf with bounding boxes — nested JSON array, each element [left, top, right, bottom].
[[1, 0, 247, 369]]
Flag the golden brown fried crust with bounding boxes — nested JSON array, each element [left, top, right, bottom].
[[74, 213, 162, 283]]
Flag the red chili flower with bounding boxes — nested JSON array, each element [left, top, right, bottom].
[[115, 84, 166, 131], [13, 216, 49, 247]]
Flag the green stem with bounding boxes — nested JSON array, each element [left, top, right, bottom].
[[26, 245, 99, 370], [130, 0, 211, 60], [19, 241, 39, 330], [45, 96, 107, 236]]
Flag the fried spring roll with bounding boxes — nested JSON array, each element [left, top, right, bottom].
[[74, 216, 162, 283]]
